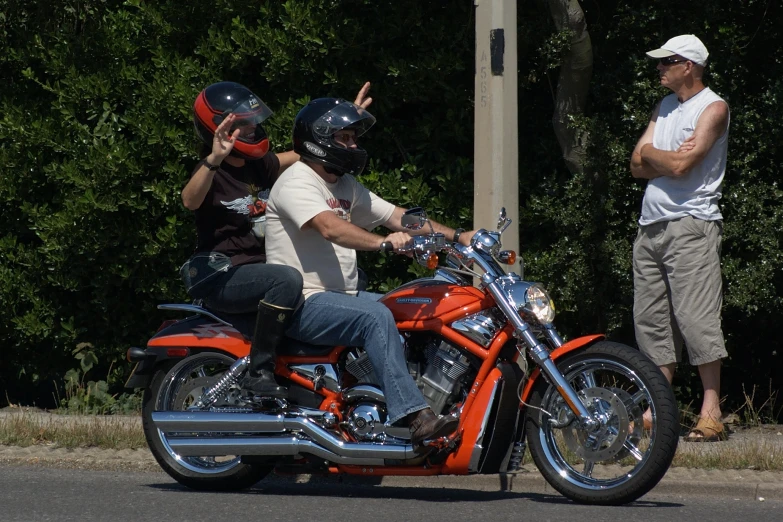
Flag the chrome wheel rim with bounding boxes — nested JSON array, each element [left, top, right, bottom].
[[156, 354, 243, 475], [536, 357, 656, 489]]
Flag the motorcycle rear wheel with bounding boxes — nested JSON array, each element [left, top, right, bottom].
[[142, 352, 272, 491], [525, 341, 678, 505]]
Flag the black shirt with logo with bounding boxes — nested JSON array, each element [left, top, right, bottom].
[[191, 153, 280, 266]]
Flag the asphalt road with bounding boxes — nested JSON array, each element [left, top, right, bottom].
[[0, 464, 780, 522]]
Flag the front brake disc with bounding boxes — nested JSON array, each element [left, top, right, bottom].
[[561, 387, 630, 461]]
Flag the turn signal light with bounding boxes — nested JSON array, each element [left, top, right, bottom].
[[126, 347, 147, 362], [498, 250, 517, 265], [426, 253, 439, 270]]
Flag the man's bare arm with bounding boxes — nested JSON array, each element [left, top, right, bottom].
[[640, 101, 729, 178], [630, 103, 662, 180], [306, 210, 410, 251], [383, 206, 477, 246]]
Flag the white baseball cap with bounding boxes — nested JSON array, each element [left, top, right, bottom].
[[646, 34, 709, 66]]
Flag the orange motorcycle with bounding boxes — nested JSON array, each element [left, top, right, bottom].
[[126, 208, 678, 505]]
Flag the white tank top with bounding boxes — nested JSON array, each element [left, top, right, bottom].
[[639, 87, 729, 226]]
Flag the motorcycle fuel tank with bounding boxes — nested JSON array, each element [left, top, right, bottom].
[[380, 278, 489, 322]]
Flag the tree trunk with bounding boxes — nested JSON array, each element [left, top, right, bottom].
[[548, 0, 593, 175]]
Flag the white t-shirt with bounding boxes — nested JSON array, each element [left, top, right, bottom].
[[265, 162, 395, 299], [639, 87, 730, 226]]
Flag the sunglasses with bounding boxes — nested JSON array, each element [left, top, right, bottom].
[[659, 56, 689, 66]]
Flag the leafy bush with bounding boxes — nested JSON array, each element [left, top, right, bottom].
[[1, 0, 781, 417]]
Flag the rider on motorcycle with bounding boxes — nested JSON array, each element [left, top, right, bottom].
[[264, 98, 477, 447], [180, 82, 372, 400]]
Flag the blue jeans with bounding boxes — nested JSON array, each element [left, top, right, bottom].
[[195, 263, 303, 338], [286, 291, 429, 424]]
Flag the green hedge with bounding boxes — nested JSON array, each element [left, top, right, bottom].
[[1, 0, 780, 415]]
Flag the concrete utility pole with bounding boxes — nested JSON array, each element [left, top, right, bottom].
[[473, 0, 519, 257]]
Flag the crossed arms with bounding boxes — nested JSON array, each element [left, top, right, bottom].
[[630, 100, 729, 180]]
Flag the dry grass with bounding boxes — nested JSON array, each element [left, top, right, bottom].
[[674, 435, 783, 471], [0, 410, 147, 450]]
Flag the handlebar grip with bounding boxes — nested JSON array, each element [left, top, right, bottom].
[[380, 241, 395, 252]]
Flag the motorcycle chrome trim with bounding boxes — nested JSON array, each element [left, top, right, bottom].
[[395, 297, 433, 305], [346, 403, 386, 441], [433, 268, 468, 286], [157, 304, 233, 327], [342, 384, 386, 404], [450, 310, 505, 348], [289, 363, 340, 392], [342, 385, 411, 439], [468, 379, 500, 473], [533, 356, 656, 490], [152, 411, 418, 463], [484, 279, 599, 431], [495, 275, 557, 325], [166, 436, 393, 465], [288, 407, 338, 428], [195, 356, 249, 408], [544, 325, 564, 348]]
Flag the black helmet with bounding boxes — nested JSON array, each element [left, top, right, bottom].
[[293, 98, 376, 176], [193, 81, 273, 160]]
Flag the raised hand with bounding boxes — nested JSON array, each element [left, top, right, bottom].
[[354, 82, 373, 109], [211, 113, 241, 163]]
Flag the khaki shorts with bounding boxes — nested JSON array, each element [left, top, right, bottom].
[[633, 216, 727, 366]]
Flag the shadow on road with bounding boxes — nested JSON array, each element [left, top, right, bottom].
[[146, 479, 683, 508]]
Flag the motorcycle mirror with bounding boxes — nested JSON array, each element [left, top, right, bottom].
[[401, 207, 428, 231], [497, 207, 511, 234], [497, 207, 506, 230]]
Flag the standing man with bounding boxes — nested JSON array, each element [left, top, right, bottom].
[[265, 98, 476, 448], [630, 35, 730, 442]]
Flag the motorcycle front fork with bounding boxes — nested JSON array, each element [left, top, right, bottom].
[[485, 280, 601, 432], [510, 325, 600, 432]]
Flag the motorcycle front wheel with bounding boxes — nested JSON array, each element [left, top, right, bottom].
[[525, 341, 679, 505], [142, 352, 272, 491]]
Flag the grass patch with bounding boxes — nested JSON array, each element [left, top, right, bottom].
[[0, 410, 146, 450], [674, 435, 783, 471]]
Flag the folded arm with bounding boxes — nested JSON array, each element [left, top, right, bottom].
[[633, 101, 729, 179]]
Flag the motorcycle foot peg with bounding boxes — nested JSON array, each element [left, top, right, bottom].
[[421, 436, 452, 450]]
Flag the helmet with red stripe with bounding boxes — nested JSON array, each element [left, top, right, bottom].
[[193, 82, 273, 160]]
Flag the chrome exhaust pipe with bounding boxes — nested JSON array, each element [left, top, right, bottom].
[[151, 411, 417, 463], [153, 411, 287, 433], [166, 436, 395, 465]]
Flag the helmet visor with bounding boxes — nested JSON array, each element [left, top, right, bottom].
[[225, 96, 273, 144], [312, 102, 376, 141]]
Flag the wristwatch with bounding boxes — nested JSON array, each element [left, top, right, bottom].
[[203, 159, 221, 171], [453, 228, 465, 243]]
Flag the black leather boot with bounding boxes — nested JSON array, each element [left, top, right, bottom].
[[241, 301, 292, 399], [408, 408, 460, 447]]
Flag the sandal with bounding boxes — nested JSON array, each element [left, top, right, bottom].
[[683, 417, 727, 442]]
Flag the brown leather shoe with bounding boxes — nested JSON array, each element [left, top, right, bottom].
[[408, 408, 459, 447]]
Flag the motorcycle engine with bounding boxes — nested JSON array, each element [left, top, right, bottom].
[[344, 337, 472, 416], [418, 339, 471, 414]]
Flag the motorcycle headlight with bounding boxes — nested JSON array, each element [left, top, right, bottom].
[[504, 281, 556, 325]]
